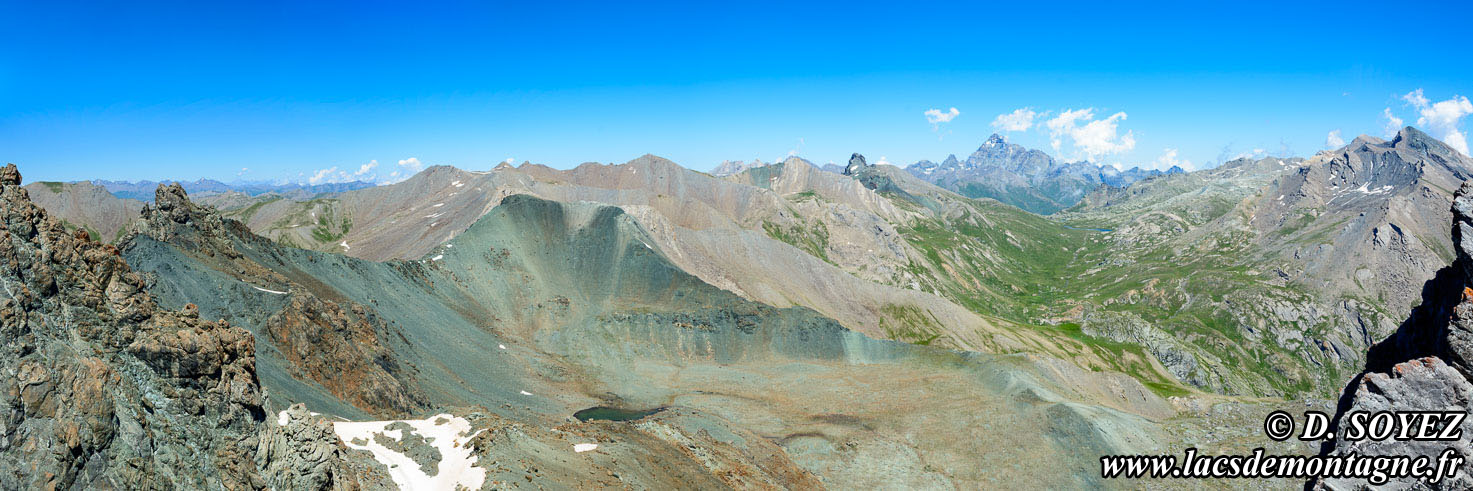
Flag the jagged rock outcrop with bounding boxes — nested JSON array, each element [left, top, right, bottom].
[[842, 153, 921, 204], [842, 152, 868, 176], [136, 182, 243, 258], [257, 404, 393, 490], [0, 163, 265, 488], [1318, 180, 1473, 489]]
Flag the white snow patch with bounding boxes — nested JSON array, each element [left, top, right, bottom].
[[431, 255, 444, 261], [445, 244, 453, 248], [574, 443, 599, 453], [498, 344, 506, 350], [333, 414, 486, 490], [247, 282, 288, 295], [433, 203, 444, 208], [1276, 195, 1284, 201], [1354, 183, 1393, 195], [519, 390, 532, 396], [340, 240, 350, 250]]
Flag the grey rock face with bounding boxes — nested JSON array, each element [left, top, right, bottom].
[[1320, 358, 1473, 490]]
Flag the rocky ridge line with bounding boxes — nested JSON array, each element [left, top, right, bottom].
[[127, 183, 429, 417]]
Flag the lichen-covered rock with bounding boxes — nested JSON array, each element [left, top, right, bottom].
[[0, 163, 265, 488], [1320, 358, 1473, 490]]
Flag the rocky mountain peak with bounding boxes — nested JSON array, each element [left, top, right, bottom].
[[1, 163, 20, 186], [1394, 125, 1465, 161], [984, 133, 1007, 148], [903, 136, 1170, 214], [843, 153, 869, 175], [132, 183, 243, 259]]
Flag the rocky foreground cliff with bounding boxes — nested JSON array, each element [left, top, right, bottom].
[[0, 164, 392, 489], [0, 163, 265, 487], [1317, 180, 1473, 489]]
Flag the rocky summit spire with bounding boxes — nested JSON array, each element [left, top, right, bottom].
[[129, 182, 245, 261], [984, 133, 1006, 148], [1, 163, 20, 186], [843, 153, 869, 176]]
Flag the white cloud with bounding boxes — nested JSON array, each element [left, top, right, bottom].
[[1151, 148, 1193, 171], [1325, 130, 1345, 149], [308, 166, 340, 185], [306, 157, 426, 185], [990, 108, 1037, 132], [1382, 108, 1404, 137], [1044, 108, 1135, 160], [924, 107, 960, 130], [236, 167, 249, 177], [1403, 89, 1430, 108], [1403, 89, 1473, 155], [355, 160, 379, 177], [1226, 147, 1270, 161], [875, 156, 897, 166]]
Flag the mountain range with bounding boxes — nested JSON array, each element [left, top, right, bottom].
[[7, 125, 1470, 488], [87, 178, 377, 201], [907, 134, 1183, 214]]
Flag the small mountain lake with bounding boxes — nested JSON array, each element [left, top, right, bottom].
[[573, 406, 663, 422]]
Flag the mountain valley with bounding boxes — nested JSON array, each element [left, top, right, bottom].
[[9, 126, 1471, 488]]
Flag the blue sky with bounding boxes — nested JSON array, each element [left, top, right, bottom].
[[3, 0, 1471, 183]]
